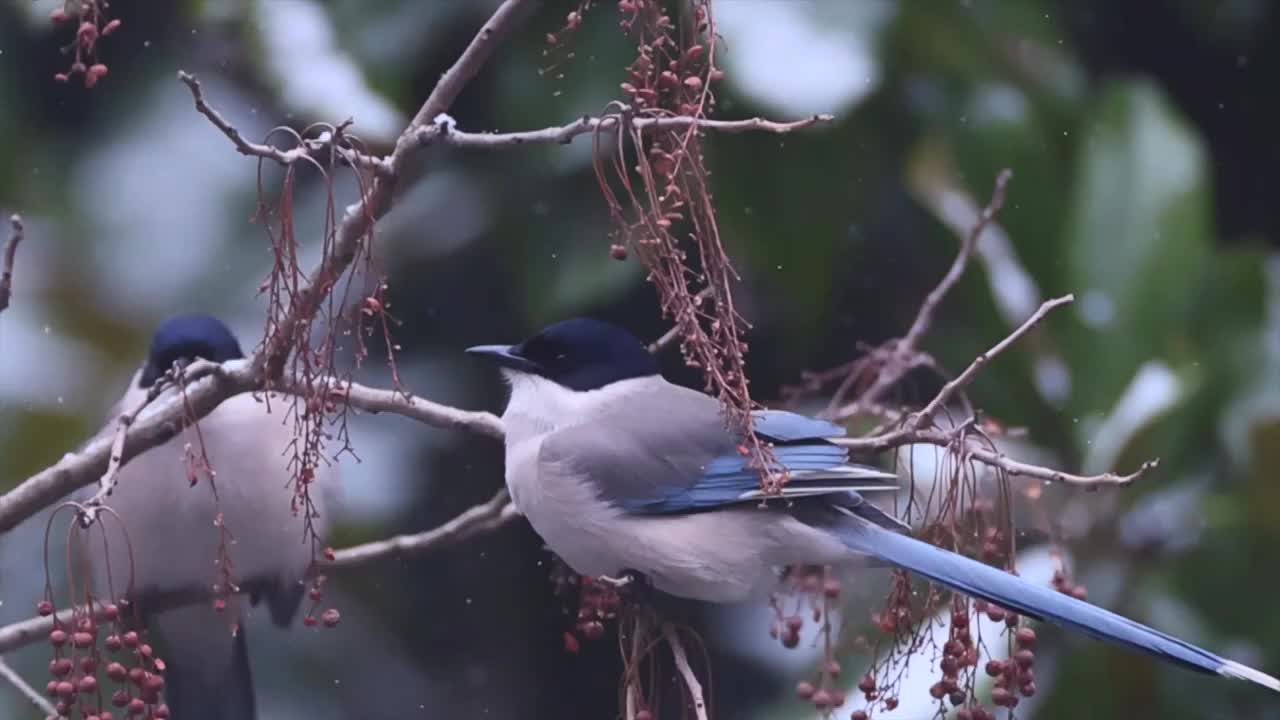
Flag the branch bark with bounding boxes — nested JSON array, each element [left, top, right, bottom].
[[0, 213, 24, 315]]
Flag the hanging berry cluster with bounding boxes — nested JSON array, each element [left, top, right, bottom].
[[49, 1, 120, 88]]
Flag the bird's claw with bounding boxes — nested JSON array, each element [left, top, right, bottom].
[[597, 569, 654, 608]]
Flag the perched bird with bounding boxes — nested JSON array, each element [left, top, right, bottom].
[[76, 314, 337, 720], [468, 317, 1279, 692]]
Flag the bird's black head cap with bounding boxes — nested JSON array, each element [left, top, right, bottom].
[[467, 317, 659, 391], [140, 314, 244, 388]]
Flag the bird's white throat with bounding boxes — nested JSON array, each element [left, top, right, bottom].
[[500, 371, 661, 443]]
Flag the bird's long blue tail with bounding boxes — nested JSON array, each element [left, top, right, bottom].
[[829, 508, 1280, 692]]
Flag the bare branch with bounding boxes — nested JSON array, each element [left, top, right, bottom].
[[648, 287, 715, 353], [0, 490, 518, 655], [323, 489, 516, 570], [0, 360, 256, 533], [309, 378, 505, 439], [833, 426, 1157, 487], [829, 170, 1013, 415], [0, 1, 536, 534], [404, 0, 537, 132], [901, 168, 1013, 351], [177, 71, 298, 164], [0, 213, 24, 315], [663, 623, 709, 720], [0, 655, 57, 717], [415, 112, 835, 150], [177, 72, 389, 176], [911, 294, 1072, 429], [828, 295, 1158, 488]]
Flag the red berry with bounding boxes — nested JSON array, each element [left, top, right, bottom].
[[50, 629, 68, 647], [795, 681, 815, 700], [1015, 627, 1036, 648], [37, 600, 55, 616]]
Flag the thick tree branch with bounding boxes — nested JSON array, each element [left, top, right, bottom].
[[0, 361, 256, 533], [0, 0, 533, 534], [0, 213, 24, 315]]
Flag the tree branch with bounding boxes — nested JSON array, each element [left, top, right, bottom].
[[0, 0, 534, 534], [0, 655, 57, 717], [663, 623, 709, 720], [0, 489, 519, 655], [0, 361, 256, 533], [323, 489, 516, 570], [826, 170, 1013, 416], [308, 378, 505, 440], [0, 213, 24, 315], [910, 293, 1071, 429], [829, 295, 1160, 487], [414, 112, 835, 150]]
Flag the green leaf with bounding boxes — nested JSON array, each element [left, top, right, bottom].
[[1062, 80, 1213, 417]]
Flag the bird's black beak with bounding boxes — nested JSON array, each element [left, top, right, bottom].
[[465, 344, 543, 374]]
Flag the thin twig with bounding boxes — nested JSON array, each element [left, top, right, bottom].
[[177, 72, 389, 175], [323, 489, 515, 570], [902, 169, 1013, 351], [0, 213, 24, 315], [664, 623, 709, 720], [911, 294, 1072, 429], [647, 287, 714, 353], [415, 112, 835, 150], [0, 490, 516, 655], [829, 294, 1158, 487], [831, 170, 1013, 415], [0, 655, 57, 717]]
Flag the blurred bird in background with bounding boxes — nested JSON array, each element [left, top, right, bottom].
[[74, 314, 338, 720]]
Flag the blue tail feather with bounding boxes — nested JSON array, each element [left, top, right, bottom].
[[829, 508, 1280, 692]]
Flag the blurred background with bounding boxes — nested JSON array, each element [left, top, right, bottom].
[[2, 0, 1279, 718]]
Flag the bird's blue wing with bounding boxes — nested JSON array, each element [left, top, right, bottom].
[[538, 388, 896, 516]]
